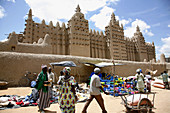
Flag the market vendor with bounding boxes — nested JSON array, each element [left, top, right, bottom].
[[135, 69, 145, 93], [36, 65, 50, 113]]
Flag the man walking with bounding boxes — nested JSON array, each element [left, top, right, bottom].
[[82, 68, 109, 113]]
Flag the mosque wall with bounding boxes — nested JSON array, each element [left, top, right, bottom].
[[0, 33, 53, 54], [0, 52, 166, 87]]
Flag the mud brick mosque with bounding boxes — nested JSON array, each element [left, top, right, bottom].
[[0, 5, 155, 62], [3, 5, 170, 86]]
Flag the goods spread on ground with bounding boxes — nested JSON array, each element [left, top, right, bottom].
[[0, 74, 168, 110], [100, 74, 139, 96]]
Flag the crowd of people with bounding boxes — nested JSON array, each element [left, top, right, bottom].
[[35, 65, 110, 113], [135, 69, 169, 92], [35, 65, 80, 113], [35, 65, 169, 113]]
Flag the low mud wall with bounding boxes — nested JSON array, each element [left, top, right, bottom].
[[0, 52, 167, 87]]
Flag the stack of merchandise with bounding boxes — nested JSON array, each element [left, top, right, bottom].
[[101, 76, 139, 96]]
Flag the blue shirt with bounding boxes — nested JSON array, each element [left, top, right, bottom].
[[90, 72, 102, 78]]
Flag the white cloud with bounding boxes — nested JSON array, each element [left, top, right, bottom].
[[107, 0, 120, 5], [124, 19, 154, 38], [0, 6, 5, 19], [119, 18, 132, 26], [6, 0, 16, 3], [168, 24, 170, 27], [90, 6, 115, 30], [90, 8, 132, 30], [24, 0, 119, 24], [145, 30, 154, 36], [0, 38, 8, 42], [159, 37, 170, 57], [112, 15, 132, 27], [115, 16, 119, 20]]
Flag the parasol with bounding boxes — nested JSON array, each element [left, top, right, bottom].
[[49, 61, 77, 67], [83, 62, 123, 68]]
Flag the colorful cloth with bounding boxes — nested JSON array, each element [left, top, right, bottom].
[[105, 74, 111, 80], [58, 76, 77, 113], [60, 106, 75, 113]]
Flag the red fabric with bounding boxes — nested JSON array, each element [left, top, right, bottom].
[[16, 100, 23, 105], [32, 103, 38, 106]]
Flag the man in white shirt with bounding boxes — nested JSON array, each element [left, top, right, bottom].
[[48, 67, 55, 87], [48, 67, 55, 99], [82, 68, 109, 113]]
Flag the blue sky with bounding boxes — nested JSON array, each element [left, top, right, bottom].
[[0, 0, 170, 60]]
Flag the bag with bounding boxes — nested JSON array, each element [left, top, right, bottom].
[[34, 81, 39, 89], [31, 81, 36, 88]]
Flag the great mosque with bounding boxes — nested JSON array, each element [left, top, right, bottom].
[[1, 5, 155, 62]]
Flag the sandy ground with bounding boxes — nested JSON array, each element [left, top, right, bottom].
[[0, 86, 170, 113]]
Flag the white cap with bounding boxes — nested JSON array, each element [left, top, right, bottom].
[[41, 64, 47, 69], [94, 68, 100, 73], [136, 68, 141, 73], [48, 67, 51, 70]]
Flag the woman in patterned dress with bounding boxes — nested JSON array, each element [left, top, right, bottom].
[[57, 67, 77, 113]]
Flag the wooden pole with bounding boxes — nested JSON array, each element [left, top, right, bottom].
[[112, 59, 116, 97]]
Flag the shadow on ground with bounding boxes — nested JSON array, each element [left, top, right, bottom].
[[44, 110, 57, 113], [122, 109, 155, 113]]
